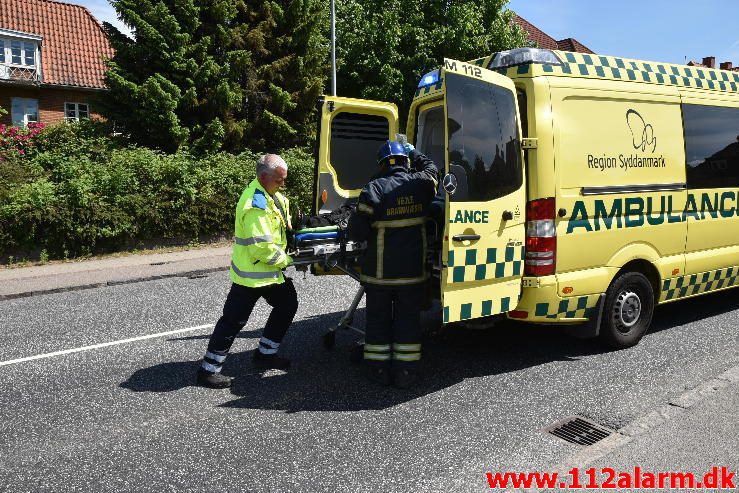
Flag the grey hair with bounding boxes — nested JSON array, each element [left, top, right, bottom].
[[256, 154, 288, 177]]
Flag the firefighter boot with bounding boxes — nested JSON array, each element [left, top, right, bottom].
[[253, 350, 291, 370], [364, 365, 392, 386], [196, 369, 234, 389], [392, 368, 418, 389]]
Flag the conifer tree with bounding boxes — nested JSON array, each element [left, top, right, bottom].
[[101, 0, 328, 154]]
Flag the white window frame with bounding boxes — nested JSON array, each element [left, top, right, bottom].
[[64, 102, 90, 122], [11, 97, 39, 127], [0, 29, 42, 74]]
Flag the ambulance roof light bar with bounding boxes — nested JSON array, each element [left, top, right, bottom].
[[417, 69, 440, 89], [488, 48, 562, 70]]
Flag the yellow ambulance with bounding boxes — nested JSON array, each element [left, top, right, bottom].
[[314, 48, 739, 348]]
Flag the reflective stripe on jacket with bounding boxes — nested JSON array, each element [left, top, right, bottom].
[[230, 179, 292, 288]]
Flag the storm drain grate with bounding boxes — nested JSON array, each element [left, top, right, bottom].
[[544, 416, 613, 446]]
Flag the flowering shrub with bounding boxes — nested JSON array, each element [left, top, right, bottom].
[[0, 122, 46, 156]]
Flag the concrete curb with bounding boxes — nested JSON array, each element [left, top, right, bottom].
[[0, 266, 229, 301]]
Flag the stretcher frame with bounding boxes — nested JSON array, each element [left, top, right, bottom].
[[290, 239, 367, 355]]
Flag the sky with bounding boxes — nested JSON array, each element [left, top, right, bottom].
[[507, 0, 739, 65], [74, 0, 739, 66]]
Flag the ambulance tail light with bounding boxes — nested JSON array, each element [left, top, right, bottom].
[[525, 198, 556, 276]]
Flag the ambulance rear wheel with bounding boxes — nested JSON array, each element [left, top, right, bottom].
[[599, 271, 654, 349]]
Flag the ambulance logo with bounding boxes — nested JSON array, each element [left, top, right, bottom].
[[626, 109, 657, 152]]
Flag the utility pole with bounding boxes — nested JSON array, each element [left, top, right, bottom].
[[330, 0, 337, 96]]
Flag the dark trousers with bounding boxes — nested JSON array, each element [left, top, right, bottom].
[[206, 279, 298, 357], [363, 285, 423, 370]]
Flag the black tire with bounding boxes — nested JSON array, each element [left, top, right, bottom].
[[598, 271, 654, 349]]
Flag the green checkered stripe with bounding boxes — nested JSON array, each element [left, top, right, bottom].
[[661, 266, 738, 301], [447, 245, 524, 283], [534, 295, 600, 320], [443, 296, 514, 323], [495, 51, 739, 94], [414, 78, 444, 98]]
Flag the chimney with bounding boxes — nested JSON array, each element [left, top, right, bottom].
[[720, 61, 733, 70], [702, 56, 716, 68]]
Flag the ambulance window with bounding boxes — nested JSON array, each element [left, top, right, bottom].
[[415, 105, 445, 175], [445, 72, 522, 202], [516, 90, 528, 138], [330, 112, 389, 190], [683, 104, 739, 189]]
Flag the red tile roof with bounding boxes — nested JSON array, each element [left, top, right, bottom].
[[513, 14, 594, 54], [513, 14, 559, 50], [0, 0, 113, 89], [556, 37, 594, 55]]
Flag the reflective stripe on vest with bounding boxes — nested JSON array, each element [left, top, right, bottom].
[[230, 261, 280, 280], [266, 249, 285, 265], [234, 235, 273, 246]]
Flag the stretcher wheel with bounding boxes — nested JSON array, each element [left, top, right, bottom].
[[322, 330, 336, 349], [349, 342, 364, 365]]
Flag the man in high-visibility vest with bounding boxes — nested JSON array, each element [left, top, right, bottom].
[[197, 154, 297, 389]]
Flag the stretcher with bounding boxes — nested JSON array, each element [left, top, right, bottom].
[[289, 225, 367, 357]]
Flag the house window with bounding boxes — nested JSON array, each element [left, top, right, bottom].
[[0, 38, 38, 66], [65, 102, 89, 122], [24, 42, 35, 66], [11, 98, 39, 126], [11, 40, 21, 65]]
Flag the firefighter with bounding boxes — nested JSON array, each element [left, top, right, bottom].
[[197, 154, 298, 389], [348, 140, 439, 388]]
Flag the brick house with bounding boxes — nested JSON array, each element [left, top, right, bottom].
[[0, 0, 113, 127], [513, 14, 595, 54], [688, 56, 739, 73]]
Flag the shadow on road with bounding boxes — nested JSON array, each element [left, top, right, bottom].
[[119, 288, 737, 410]]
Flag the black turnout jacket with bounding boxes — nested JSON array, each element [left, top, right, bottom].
[[348, 150, 439, 286]]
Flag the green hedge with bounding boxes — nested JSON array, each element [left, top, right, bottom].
[[0, 122, 316, 260]]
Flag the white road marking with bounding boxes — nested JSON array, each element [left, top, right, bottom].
[[0, 323, 215, 367]]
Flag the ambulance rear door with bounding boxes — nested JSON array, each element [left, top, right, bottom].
[[440, 59, 526, 324], [314, 97, 399, 214]]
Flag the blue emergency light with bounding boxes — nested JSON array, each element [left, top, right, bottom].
[[417, 69, 440, 88]]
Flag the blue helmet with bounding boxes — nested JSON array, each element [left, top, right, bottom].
[[376, 140, 407, 166]]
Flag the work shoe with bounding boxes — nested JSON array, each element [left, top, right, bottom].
[[392, 368, 418, 389], [196, 369, 233, 389], [253, 350, 291, 370], [364, 366, 391, 386]]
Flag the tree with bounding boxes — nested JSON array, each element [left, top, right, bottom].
[[232, 1, 329, 150], [335, 0, 529, 123], [100, 0, 328, 154]]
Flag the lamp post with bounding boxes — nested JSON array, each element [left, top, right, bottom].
[[330, 0, 336, 96]]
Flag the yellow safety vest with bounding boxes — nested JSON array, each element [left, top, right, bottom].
[[229, 179, 292, 288]]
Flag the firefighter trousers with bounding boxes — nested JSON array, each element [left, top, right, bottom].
[[363, 285, 423, 370]]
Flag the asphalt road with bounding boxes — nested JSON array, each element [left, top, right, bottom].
[[0, 269, 737, 492]]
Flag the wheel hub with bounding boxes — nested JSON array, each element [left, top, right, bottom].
[[613, 290, 641, 332]]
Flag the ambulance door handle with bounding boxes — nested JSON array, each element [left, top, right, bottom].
[[452, 234, 480, 242], [502, 210, 513, 221]]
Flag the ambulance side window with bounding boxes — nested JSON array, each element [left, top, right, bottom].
[[330, 112, 389, 189], [683, 104, 739, 189], [415, 105, 445, 176], [445, 72, 522, 202]]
